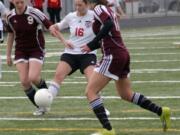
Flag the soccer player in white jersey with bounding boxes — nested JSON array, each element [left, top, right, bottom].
[[48, 0, 111, 115], [48, 0, 97, 99], [0, 1, 8, 79], [0, 1, 8, 43]]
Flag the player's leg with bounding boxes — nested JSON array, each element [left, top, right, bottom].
[[84, 65, 94, 81], [48, 61, 72, 98], [85, 71, 115, 134], [28, 59, 47, 89], [55, 8, 61, 22], [28, 58, 51, 115], [48, 54, 75, 98], [115, 78, 171, 131], [82, 54, 110, 116], [16, 61, 38, 107]]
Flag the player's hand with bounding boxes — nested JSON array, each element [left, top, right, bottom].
[[64, 40, 74, 49], [6, 56, 13, 67], [49, 25, 59, 37], [80, 45, 91, 53]]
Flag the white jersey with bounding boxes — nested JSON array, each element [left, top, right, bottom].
[[107, 0, 120, 12], [57, 10, 96, 54], [0, 2, 8, 16], [0, 2, 8, 31]]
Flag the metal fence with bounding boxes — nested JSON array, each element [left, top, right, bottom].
[[122, 0, 180, 18], [3, 0, 180, 19]]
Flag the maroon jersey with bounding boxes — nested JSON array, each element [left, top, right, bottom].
[[7, 6, 52, 52], [93, 5, 130, 79], [93, 5, 127, 55]]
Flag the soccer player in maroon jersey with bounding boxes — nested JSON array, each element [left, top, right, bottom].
[[81, 0, 171, 134], [6, 0, 52, 116]]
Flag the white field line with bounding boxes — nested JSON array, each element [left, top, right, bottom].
[[2, 69, 180, 74], [0, 84, 15, 87], [0, 96, 180, 100], [0, 46, 178, 51], [173, 42, 180, 45], [122, 31, 180, 38], [45, 46, 177, 51], [2, 59, 180, 64], [0, 52, 179, 60], [44, 52, 180, 57], [132, 60, 180, 63], [127, 46, 178, 49], [0, 117, 179, 121], [33, 59, 180, 64], [125, 37, 180, 40], [45, 40, 59, 43], [1, 80, 180, 85], [46, 52, 180, 57], [130, 52, 179, 56]]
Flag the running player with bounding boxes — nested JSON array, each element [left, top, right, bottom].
[[6, 0, 52, 116], [81, 0, 171, 134], [48, 0, 111, 115]]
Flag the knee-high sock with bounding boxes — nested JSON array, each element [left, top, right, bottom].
[[90, 98, 112, 130], [132, 93, 162, 116]]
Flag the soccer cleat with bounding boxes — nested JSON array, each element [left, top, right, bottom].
[[91, 129, 115, 135], [33, 107, 50, 116], [160, 107, 171, 131]]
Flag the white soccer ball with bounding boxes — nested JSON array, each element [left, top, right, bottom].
[[34, 89, 53, 107]]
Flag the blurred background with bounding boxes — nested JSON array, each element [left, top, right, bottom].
[[3, 0, 180, 28]]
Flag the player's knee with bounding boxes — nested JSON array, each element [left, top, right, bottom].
[[54, 72, 65, 82], [21, 80, 31, 88], [29, 76, 39, 85], [85, 88, 96, 99]]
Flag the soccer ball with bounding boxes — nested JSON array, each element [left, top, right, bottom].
[[34, 89, 53, 107]]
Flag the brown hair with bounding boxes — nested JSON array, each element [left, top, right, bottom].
[[98, 0, 108, 5], [88, 0, 108, 6], [82, 0, 88, 4]]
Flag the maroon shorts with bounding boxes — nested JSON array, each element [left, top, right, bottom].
[[14, 49, 44, 64], [95, 50, 130, 80]]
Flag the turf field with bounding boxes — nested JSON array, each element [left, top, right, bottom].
[[0, 25, 180, 135]]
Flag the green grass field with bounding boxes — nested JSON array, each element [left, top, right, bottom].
[[0, 25, 180, 135]]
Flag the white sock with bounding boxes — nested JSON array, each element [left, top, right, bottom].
[[48, 81, 60, 98]]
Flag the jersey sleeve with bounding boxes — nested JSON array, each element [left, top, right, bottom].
[[94, 5, 110, 23], [29, 7, 52, 29], [56, 13, 70, 31], [6, 14, 13, 33], [6, 24, 13, 33]]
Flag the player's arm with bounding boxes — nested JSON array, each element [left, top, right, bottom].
[[30, 8, 52, 29], [6, 32, 14, 66], [81, 18, 113, 53], [87, 17, 113, 51], [49, 13, 74, 49], [49, 24, 74, 49]]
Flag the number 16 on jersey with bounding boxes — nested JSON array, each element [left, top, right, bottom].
[[75, 28, 84, 37]]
